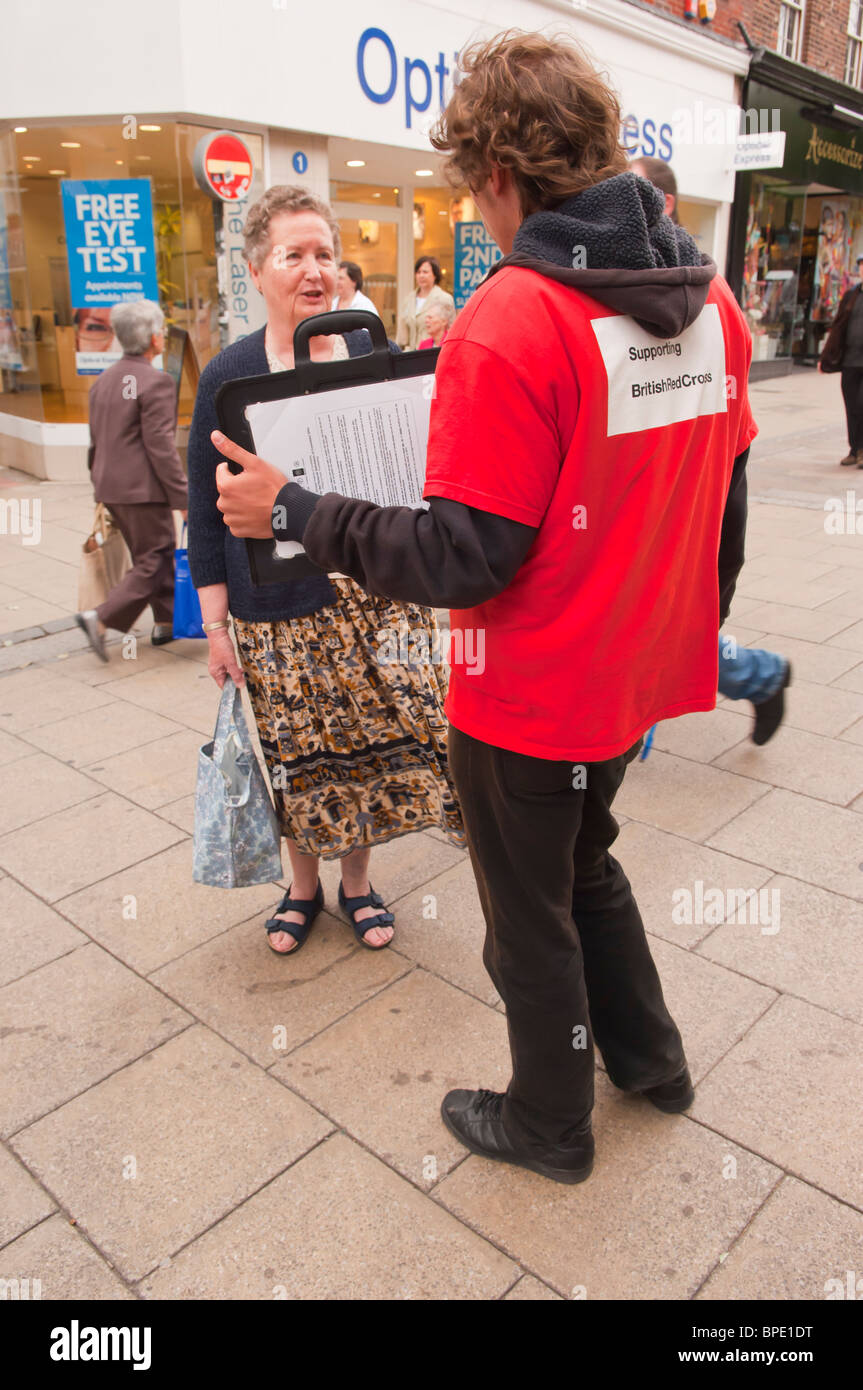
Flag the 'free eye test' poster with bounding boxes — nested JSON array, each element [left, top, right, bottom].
[[61, 179, 159, 374]]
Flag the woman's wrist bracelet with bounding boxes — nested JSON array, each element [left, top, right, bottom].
[[202, 619, 230, 633]]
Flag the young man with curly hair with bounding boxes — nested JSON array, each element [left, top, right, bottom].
[[215, 30, 756, 1185]]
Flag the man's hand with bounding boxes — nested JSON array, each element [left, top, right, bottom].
[[212, 430, 285, 538]]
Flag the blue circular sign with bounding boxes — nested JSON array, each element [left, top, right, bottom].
[[292, 151, 309, 174]]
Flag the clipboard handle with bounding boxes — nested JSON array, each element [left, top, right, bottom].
[[293, 310, 391, 366]]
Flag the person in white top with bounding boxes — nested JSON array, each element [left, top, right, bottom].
[[332, 260, 381, 317]]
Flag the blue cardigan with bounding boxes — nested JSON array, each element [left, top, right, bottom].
[[187, 325, 395, 621]]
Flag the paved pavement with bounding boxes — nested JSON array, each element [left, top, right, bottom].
[[1, 367, 862, 1301]]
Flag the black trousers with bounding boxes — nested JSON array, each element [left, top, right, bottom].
[[96, 503, 176, 633], [841, 367, 863, 452], [448, 724, 686, 1149]]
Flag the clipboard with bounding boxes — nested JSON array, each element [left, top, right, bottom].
[[215, 309, 440, 586]]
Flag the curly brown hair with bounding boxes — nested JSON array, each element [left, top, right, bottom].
[[243, 185, 342, 269], [429, 30, 628, 215]]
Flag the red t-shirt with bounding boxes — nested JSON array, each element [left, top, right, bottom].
[[423, 264, 757, 761]]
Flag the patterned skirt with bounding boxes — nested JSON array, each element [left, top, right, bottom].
[[233, 579, 466, 859]]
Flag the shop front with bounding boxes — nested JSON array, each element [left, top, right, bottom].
[[728, 52, 863, 377], [1, 0, 747, 479]]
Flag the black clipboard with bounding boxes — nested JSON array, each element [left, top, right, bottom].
[[215, 310, 440, 585]]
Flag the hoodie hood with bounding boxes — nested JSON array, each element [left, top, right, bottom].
[[487, 172, 716, 339]]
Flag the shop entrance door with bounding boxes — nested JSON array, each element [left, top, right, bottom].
[[332, 201, 406, 340]]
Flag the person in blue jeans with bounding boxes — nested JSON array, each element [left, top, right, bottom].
[[718, 635, 791, 744]]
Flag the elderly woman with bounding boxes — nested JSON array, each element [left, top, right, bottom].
[[75, 299, 188, 661], [397, 256, 456, 349], [188, 185, 464, 955], [418, 301, 454, 349]]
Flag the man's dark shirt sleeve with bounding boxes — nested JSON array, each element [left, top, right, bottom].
[[274, 443, 749, 620], [718, 446, 749, 627], [273, 482, 537, 608]]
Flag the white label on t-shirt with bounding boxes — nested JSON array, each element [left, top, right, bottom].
[[591, 303, 727, 437]]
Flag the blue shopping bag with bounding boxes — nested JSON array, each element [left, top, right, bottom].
[[173, 522, 205, 639]]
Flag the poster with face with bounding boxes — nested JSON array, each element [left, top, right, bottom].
[[61, 179, 159, 373], [812, 200, 851, 322]]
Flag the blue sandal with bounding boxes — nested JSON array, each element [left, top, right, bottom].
[[265, 881, 324, 955], [338, 883, 395, 950]]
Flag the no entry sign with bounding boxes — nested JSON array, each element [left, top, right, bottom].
[[192, 131, 254, 202]]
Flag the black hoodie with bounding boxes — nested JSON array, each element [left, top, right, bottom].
[[274, 173, 748, 623]]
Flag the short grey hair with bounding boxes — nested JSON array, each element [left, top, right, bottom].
[[110, 299, 164, 355], [425, 299, 456, 327], [243, 185, 342, 269]]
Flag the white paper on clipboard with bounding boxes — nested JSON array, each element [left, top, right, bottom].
[[245, 373, 435, 560]]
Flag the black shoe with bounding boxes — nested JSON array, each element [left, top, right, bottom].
[[752, 661, 791, 746], [151, 624, 175, 646], [74, 610, 108, 663], [440, 1089, 594, 1185], [637, 1065, 695, 1113]]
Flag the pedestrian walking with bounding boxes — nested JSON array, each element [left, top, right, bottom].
[[75, 299, 187, 661], [187, 185, 464, 957], [213, 33, 756, 1183], [819, 255, 863, 464]]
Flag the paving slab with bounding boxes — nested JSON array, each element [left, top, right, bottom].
[[140, 1132, 516, 1300], [646, 938, 775, 1085], [738, 603, 855, 643], [0, 668, 112, 735], [650, 707, 750, 763], [615, 821, 775, 949], [385, 857, 500, 1005], [0, 1214, 133, 1300], [745, 632, 861, 685], [434, 1075, 779, 1300], [0, 1145, 55, 1248], [715, 724, 863, 804], [11, 1025, 333, 1282], [0, 878, 86, 988], [692, 995, 863, 1211], [100, 662, 220, 737], [0, 728, 34, 764], [56, 840, 282, 975], [697, 1176, 863, 1301], [503, 1275, 563, 1300], [0, 942, 189, 1136], [48, 640, 179, 686], [697, 875, 863, 1025], [79, 728, 203, 809], [151, 911, 410, 1065], [272, 969, 510, 1190], [614, 750, 768, 842], [23, 700, 185, 769], [707, 787, 863, 900], [0, 752, 101, 836], [0, 791, 184, 901]]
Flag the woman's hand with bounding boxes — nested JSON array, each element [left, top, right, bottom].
[[207, 628, 245, 689]]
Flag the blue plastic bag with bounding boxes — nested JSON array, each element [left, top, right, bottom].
[[173, 522, 205, 639]]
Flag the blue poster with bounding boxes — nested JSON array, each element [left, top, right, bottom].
[[453, 221, 502, 311], [61, 179, 159, 374]]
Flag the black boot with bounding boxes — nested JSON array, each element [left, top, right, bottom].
[[752, 661, 791, 746], [441, 1089, 594, 1185]]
